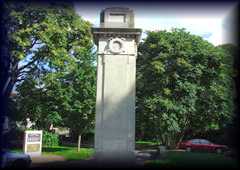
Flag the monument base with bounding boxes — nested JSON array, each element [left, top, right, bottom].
[[94, 151, 136, 167]]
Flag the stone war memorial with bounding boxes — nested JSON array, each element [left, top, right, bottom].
[[92, 7, 142, 164]]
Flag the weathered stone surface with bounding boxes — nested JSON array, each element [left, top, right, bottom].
[[92, 27, 142, 46], [100, 7, 134, 28], [92, 7, 141, 163]]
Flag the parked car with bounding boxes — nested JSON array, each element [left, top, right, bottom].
[[0, 150, 32, 168], [176, 139, 228, 153]]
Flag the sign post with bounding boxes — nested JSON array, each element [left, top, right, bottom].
[[23, 130, 43, 156]]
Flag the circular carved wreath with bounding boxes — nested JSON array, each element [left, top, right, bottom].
[[109, 38, 125, 54]]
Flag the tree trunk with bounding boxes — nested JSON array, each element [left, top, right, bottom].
[[77, 135, 81, 152], [178, 133, 185, 143], [0, 6, 12, 158]]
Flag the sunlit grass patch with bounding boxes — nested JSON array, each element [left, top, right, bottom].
[[11, 146, 94, 160]]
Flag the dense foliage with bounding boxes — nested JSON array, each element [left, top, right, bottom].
[[136, 29, 234, 147], [4, 1, 96, 138], [43, 131, 59, 146]]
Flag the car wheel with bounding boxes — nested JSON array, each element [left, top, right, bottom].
[[11, 159, 28, 168], [186, 147, 191, 152], [216, 148, 222, 154]]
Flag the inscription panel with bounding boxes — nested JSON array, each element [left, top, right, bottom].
[[24, 130, 42, 156]]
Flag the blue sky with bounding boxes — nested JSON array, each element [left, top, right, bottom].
[[74, 2, 237, 46]]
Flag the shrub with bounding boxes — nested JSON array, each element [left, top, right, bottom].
[[43, 131, 59, 146]]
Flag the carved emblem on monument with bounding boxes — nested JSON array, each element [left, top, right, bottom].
[[108, 38, 125, 54]]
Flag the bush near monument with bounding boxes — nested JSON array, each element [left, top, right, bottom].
[[43, 131, 59, 147]]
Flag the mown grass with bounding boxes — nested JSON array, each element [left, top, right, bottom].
[[42, 146, 94, 160], [136, 140, 158, 145], [11, 146, 94, 161], [136, 140, 159, 150], [145, 151, 239, 168]]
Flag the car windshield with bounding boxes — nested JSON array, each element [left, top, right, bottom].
[[200, 139, 211, 144], [191, 139, 200, 144]]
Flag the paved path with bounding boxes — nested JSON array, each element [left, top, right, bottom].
[[135, 149, 157, 165], [30, 155, 66, 167]]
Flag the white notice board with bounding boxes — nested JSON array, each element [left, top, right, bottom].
[[23, 130, 43, 156]]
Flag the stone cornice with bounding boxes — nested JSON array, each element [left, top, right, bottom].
[[92, 27, 142, 44]]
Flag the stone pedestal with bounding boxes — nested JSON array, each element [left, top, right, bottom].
[[92, 7, 141, 164]]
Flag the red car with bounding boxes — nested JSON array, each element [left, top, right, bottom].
[[177, 139, 228, 153]]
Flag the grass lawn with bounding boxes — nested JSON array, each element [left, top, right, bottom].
[[11, 140, 157, 159], [144, 151, 239, 168], [136, 140, 159, 150], [136, 140, 158, 145], [11, 146, 95, 161], [42, 146, 94, 160]]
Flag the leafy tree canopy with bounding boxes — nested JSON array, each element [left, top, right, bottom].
[[136, 29, 234, 146], [4, 1, 96, 137]]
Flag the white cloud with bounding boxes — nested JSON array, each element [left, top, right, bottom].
[[177, 18, 223, 46]]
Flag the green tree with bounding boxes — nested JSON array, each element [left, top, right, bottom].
[[136, 29, 233, 147], [5, 1, 96, 139]]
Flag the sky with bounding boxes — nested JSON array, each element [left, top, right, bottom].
[[74, 2, 238, 46]]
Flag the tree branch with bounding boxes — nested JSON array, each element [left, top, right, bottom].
[[18, 57, 38, 72], [10, 57, 20, 73], [16, 78, 26, 83], [23, 39, 38, 54], [18, 70, 30, 76]]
